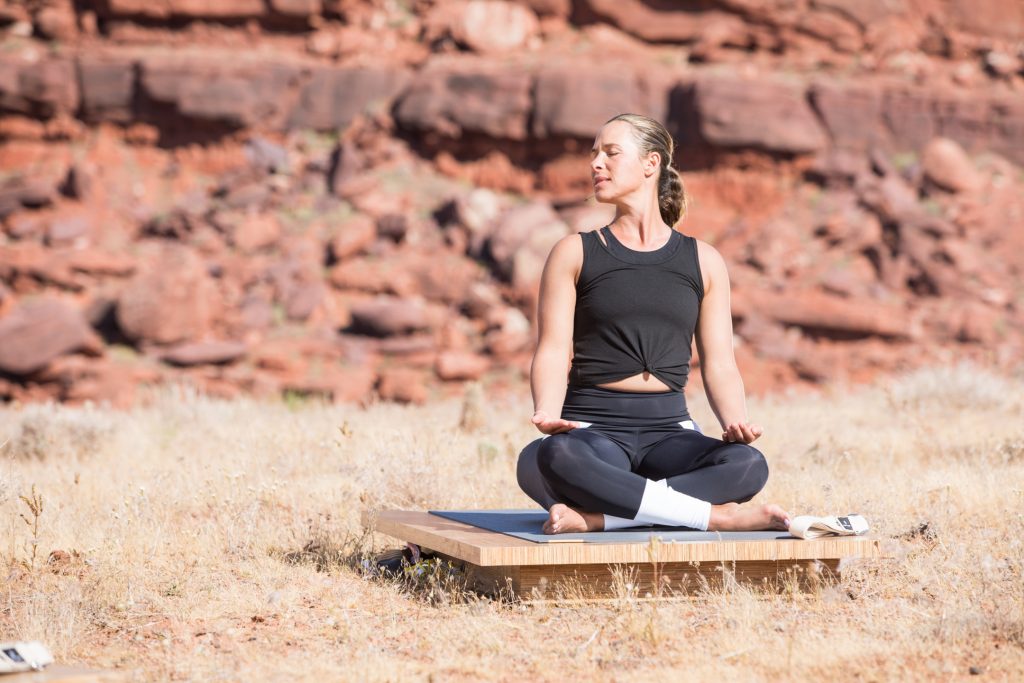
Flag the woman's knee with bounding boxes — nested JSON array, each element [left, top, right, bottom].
[[516, 438, 558, 508], [536, 433, 585, 480], [752, 447, 770, 487], [736, 445, 769, 501]]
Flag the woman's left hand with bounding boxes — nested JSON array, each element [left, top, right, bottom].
[[722, 422, 763, 444]]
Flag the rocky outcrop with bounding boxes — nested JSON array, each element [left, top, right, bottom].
[[288, 67, 411, 132], [692, 78, 828, 154], [0, 298, 97, 376], [532, 65, 666, 139], [487, 201, 569, 304], [138, 57, 302, 131], [395, 63, 533, 140], [96, 1, 268, 20], [116, 246, 217, 345], [943, 0, 1024, 41], [348, 297, 435, 337], [580, 0, 742, 43], [921, 137, 983, 192], [0, 0, 1022, 407], [77, 57, 136, 123], [160, 340, 248, 367], [735, 289, 918, 340], [442, 1, 541, 54], [435, 350, 490, 381], [0, 58, 79, 118]]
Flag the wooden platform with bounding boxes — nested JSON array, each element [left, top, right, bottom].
[[364, 510, 885, 599]]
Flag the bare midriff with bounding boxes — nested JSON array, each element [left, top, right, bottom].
[[596, 372, 674, 392]]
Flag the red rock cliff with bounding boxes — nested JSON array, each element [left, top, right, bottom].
[[0, 0, 1022, 406]]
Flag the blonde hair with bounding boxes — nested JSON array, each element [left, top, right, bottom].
[[605, 113, 689, 226]]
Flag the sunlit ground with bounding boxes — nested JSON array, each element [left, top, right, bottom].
[[1, 364, 1022, 681]]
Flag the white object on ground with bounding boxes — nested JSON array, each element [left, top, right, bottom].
[[789, 513, 870, 540], [0, 640, 54, 672]]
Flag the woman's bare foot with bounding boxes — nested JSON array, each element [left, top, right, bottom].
[[543, 503, 605, 534], [708, 502, 791, 532]]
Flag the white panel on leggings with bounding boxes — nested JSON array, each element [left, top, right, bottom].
[[634, 479, 711, 530], [678, 420, 701, 433]]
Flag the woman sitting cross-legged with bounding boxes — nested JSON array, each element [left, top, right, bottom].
[[517, 113, 792, 535]]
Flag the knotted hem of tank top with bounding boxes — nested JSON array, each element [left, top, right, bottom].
[[567, 366, 686, 393]]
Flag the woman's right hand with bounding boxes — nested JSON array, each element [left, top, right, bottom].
[[532, 410, 582, 435]]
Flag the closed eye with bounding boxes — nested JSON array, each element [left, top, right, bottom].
[[590, 146, 622, 157]]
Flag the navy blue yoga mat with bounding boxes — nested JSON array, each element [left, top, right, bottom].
[[429, 510, 794, 544]]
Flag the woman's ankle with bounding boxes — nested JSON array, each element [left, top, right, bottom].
[[581, 510, 605, 531], [707, 502, 740, 531]]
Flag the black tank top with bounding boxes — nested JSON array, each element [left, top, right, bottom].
[[568, 225, 705, 392]]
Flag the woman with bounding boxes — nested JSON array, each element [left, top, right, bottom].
[[517, 113, 792, 535]]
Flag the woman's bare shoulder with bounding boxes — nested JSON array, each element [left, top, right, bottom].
[[547, 231, 586, 266], [695, 239, 728, 269], [693, 238, 729, 292]]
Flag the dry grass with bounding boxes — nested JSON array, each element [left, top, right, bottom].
[[0, 364, 1022, 681]]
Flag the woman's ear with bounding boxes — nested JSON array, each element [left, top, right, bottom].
[[644, 151, 661, 177]]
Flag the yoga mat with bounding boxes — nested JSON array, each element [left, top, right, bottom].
[[430, 509, 795, 544]]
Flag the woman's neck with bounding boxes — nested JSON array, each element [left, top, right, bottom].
[[611, 195, 671, 247]]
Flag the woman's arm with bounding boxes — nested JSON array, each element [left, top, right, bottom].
[[693, 241, 763, 443], [530, 234, 584, 435]]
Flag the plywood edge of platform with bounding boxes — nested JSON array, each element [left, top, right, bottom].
[[362, 509, 518, 565], [364, 510, 886, 568], [474, 537, 882, 567]]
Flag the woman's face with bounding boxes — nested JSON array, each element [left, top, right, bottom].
[[590, 120, 659, 203]]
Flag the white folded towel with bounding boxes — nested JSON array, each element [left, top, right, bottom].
[[789, 513, 869, 540]]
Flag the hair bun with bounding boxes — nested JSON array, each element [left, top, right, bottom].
[[659, 165, 687, 227]]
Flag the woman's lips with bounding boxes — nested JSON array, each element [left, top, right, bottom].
[[594, 177, 609, 186]]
